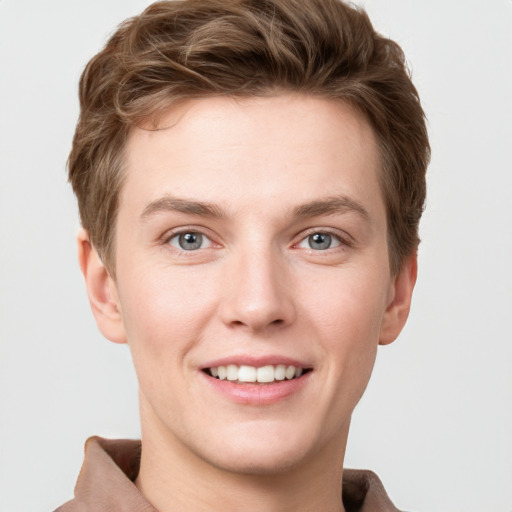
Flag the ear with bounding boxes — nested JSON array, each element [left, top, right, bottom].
[[77, 229, 127, 344], [379, 253, 418, 346]]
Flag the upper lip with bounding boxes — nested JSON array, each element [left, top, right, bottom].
[[201, 355, 313, 370]]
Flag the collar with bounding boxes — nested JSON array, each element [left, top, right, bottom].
[[55, 436, 401, 512]]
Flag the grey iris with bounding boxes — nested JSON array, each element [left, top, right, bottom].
[[179, 232, 203, 250], [308, 233, 332, 250]]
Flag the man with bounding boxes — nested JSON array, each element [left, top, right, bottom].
[[57, 0, 429, 510]]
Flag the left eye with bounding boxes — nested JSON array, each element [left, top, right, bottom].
[[168, 231, 212, 251], [298, 232, 341, 251]]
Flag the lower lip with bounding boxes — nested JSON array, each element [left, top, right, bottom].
[[200, 371, 312, 405]]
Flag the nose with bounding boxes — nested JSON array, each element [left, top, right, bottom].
[[219, 246, 296, 333]]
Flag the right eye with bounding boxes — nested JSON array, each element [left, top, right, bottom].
[[168, 231, 213, 251]]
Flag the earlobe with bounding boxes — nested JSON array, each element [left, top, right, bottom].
[[77, 229, 127, 344], [379, 254, 418, 346]]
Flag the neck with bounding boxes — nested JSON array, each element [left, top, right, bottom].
[[135, 398, 349, 512]]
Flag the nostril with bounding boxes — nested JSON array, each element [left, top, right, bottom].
[[229, 318, 285, 328]]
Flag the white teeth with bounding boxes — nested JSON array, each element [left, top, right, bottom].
[[208, 364, 306, 383], [226, 364, 238, 381], [285, 365, 296, 380], [256, 365, 274, 383], [238, 365, 256, 382], [274, 364, 286, 381]]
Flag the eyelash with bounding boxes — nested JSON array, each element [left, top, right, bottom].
[[294, 228, 352, 252], [163, 227, 216, 253], [162, 226, 352, 254]]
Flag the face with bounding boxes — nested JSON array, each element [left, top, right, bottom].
[[85, 94, 415, 475]]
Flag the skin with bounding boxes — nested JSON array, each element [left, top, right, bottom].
[[79, 94, 417, 512]]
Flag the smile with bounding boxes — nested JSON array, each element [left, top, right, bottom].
[[205, 364, 311, 384]]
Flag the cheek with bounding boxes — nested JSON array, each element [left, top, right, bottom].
[[303, 266, 388, 395], [304, 266, 388, 344], [115, 265, 221, 419], [116, 263, 219, 363]]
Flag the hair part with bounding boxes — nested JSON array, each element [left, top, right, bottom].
[[69, 0, 430, 275]]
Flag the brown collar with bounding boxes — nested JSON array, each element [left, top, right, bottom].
[[55, 436, 401, 512]]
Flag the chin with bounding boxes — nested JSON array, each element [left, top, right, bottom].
[[208, 447, 310, 476], [192, 425, 319, 476]]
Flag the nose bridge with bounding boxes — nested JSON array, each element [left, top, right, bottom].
[[220, 237, 295, 331]]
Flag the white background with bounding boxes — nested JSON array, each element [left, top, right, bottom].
[[1, 1, 511, 511]]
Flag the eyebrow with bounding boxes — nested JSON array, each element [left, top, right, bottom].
[[292, 195, 370, 221], [141, 196, 225, 220], [140, 194, 370, 222]]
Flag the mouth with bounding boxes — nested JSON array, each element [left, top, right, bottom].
[[203, 364, 312, 384]]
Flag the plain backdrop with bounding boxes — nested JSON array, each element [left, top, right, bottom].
[[1, 1, 511, 511]]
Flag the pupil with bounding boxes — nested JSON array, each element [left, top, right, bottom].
[[309, 233, 331, 250], [179, 232, 202, 250]]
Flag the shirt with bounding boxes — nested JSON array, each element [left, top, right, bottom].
[[54, 436, 402, 512]]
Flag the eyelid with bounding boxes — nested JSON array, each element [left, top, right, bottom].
[[168, 232, 212, 250], [159, 225, 353, 252], [293, 227, 354, 250], [162, 226, 220, 250]]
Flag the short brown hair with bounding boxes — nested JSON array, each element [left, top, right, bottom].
[[69, 0, 429, 275]]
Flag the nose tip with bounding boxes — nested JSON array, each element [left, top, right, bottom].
[[229, 309, 288, 331], [219, 254, 295, 333]]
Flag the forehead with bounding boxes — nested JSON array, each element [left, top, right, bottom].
[[121, 94, 382, 218]]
